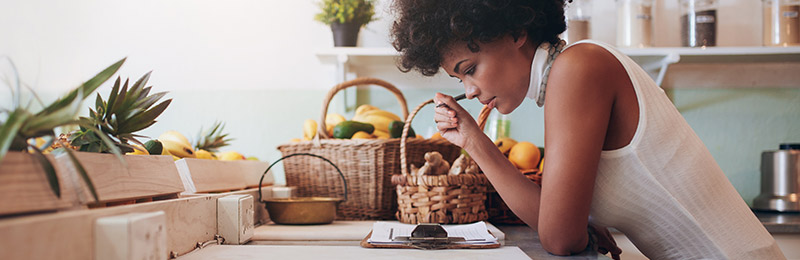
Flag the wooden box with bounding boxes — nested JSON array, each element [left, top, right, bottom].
[[174, 158, 273, 194], [57, 152, 185, 204], [0, 152, 82, 216]]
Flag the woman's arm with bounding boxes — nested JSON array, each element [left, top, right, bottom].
[[537, 43, 626, 255]]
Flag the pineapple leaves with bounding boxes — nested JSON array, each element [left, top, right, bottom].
[[195, 121, 233, 152], [75, 121, 124, 164], [110, 78, 129, 121], [72, 70, 168, 155], [63, 147, 99, 202], [123, 99, 171, 133], [30, 145, 60, 198]]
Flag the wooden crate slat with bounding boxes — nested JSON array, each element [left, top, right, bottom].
[[58, 152, 184, 203], [175, 158, 250, 193], [0, 152, 82, 216]]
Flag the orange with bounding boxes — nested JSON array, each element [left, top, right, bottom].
[[430, 132, 443, 140], [508, 141, 541, 170]]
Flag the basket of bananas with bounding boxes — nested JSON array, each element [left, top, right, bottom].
[[277, 77, 462, 220]]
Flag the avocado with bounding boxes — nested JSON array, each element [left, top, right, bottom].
[[144, 140, 163, 155], [333, 121, 375, 139], [389, 120, 416, 139]]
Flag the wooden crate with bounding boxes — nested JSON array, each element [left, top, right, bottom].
[[0, 188, 271, 260], [174, 158, 273, 194], [0, 152, 83, 216], [57, 152, 184, 205]]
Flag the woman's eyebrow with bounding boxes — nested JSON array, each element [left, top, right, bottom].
[[453, 59, 468, 74]]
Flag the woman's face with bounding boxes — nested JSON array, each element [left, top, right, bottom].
[[441, 35, 536, 114]]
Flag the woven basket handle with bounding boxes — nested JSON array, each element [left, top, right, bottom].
[[318, 77, 409, 139], [399, 98, 493, 176]]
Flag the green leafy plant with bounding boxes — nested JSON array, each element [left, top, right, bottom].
[[70, 72, 171, 154], [0, 57, 126, 201], [195, 121, 233, 153], [314, 0, 376, 26]]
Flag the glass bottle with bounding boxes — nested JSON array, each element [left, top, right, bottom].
[[763, 0, 800, 46], [487, 110, 511, 141], [680, 0, 718, 47], [565, 0, 593, 44], [616, 0, 654, 48]]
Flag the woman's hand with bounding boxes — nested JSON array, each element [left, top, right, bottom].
[[433, 93, 482, 149], [589, 223, 622, 260]]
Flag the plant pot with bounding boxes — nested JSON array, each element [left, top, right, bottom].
[[331, 22, 361, 47], [57, 152, 184, 204], [0, 151, 82, 216]]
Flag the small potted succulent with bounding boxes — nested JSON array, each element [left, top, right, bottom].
[[314, 0, 376, 47]]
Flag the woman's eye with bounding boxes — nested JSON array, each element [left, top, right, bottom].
[[465, 66, 475, 75]]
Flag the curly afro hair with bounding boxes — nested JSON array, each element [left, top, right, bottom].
[[391, 0, 567, 76]]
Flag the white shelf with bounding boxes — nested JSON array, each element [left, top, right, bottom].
[[317, 46, 800, 86]]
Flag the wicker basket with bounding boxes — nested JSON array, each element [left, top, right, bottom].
[[392, 100, 496, 224], [276, 78, 462, 220]]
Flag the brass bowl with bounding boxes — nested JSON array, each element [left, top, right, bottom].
[[263, 197, 344, 225], [259, 153, 348, 225]]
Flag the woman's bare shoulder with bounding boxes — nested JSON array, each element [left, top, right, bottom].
[[548, 42, 628, 93], [552, 43, 622, 76]]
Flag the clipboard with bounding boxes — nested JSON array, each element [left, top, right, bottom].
[[359, 230, 501, 249]]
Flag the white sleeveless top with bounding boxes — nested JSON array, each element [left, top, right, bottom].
[[527, 40, 786, 260]]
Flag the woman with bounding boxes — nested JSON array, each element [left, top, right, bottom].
[[390, 0, 785, 259]]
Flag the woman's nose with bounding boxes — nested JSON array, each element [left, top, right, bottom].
[[464, 83, 479, 100]]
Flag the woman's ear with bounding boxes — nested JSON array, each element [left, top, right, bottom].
[[514, 31, 528, 49]]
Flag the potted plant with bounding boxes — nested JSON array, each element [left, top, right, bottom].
[[67, 71, 184, 206], [314, 0, 376, 47], [0, 57, 123, 216]]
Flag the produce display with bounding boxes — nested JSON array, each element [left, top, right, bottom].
[[294, 104, 420, 141], [155, 126, 253, 161], [494, 137, 544, 184]]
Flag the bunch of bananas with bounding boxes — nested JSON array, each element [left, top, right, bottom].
[[296, 105, 410, 141], [159, 131, 196, 159], [351, 105, 401, 139]]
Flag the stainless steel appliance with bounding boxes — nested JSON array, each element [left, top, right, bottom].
[[753, 143, 800, 212]]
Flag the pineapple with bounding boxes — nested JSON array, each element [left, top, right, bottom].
[[194, 121, 233, 154], [70, 72, 172, 154]]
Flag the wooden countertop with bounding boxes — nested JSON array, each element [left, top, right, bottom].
[[250, 220, 506, 243], [246, 220, 607, 259], [177, 245, 531, 259]]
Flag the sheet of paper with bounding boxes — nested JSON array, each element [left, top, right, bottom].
[[367, 221, 498, 245]]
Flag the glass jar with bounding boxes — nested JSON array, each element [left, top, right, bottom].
[[680, 0, 718, 47], [487, 110, 510, 141], [616, 0, 654, 48], [763, 0, 800, 46], [565, 0, 593, 44]]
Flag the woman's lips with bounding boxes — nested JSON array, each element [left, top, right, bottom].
[[484, 97, 496, 109]]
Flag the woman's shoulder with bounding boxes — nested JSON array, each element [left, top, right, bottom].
[[548, 40, 631, 89], [554, 41, 622, 73]]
